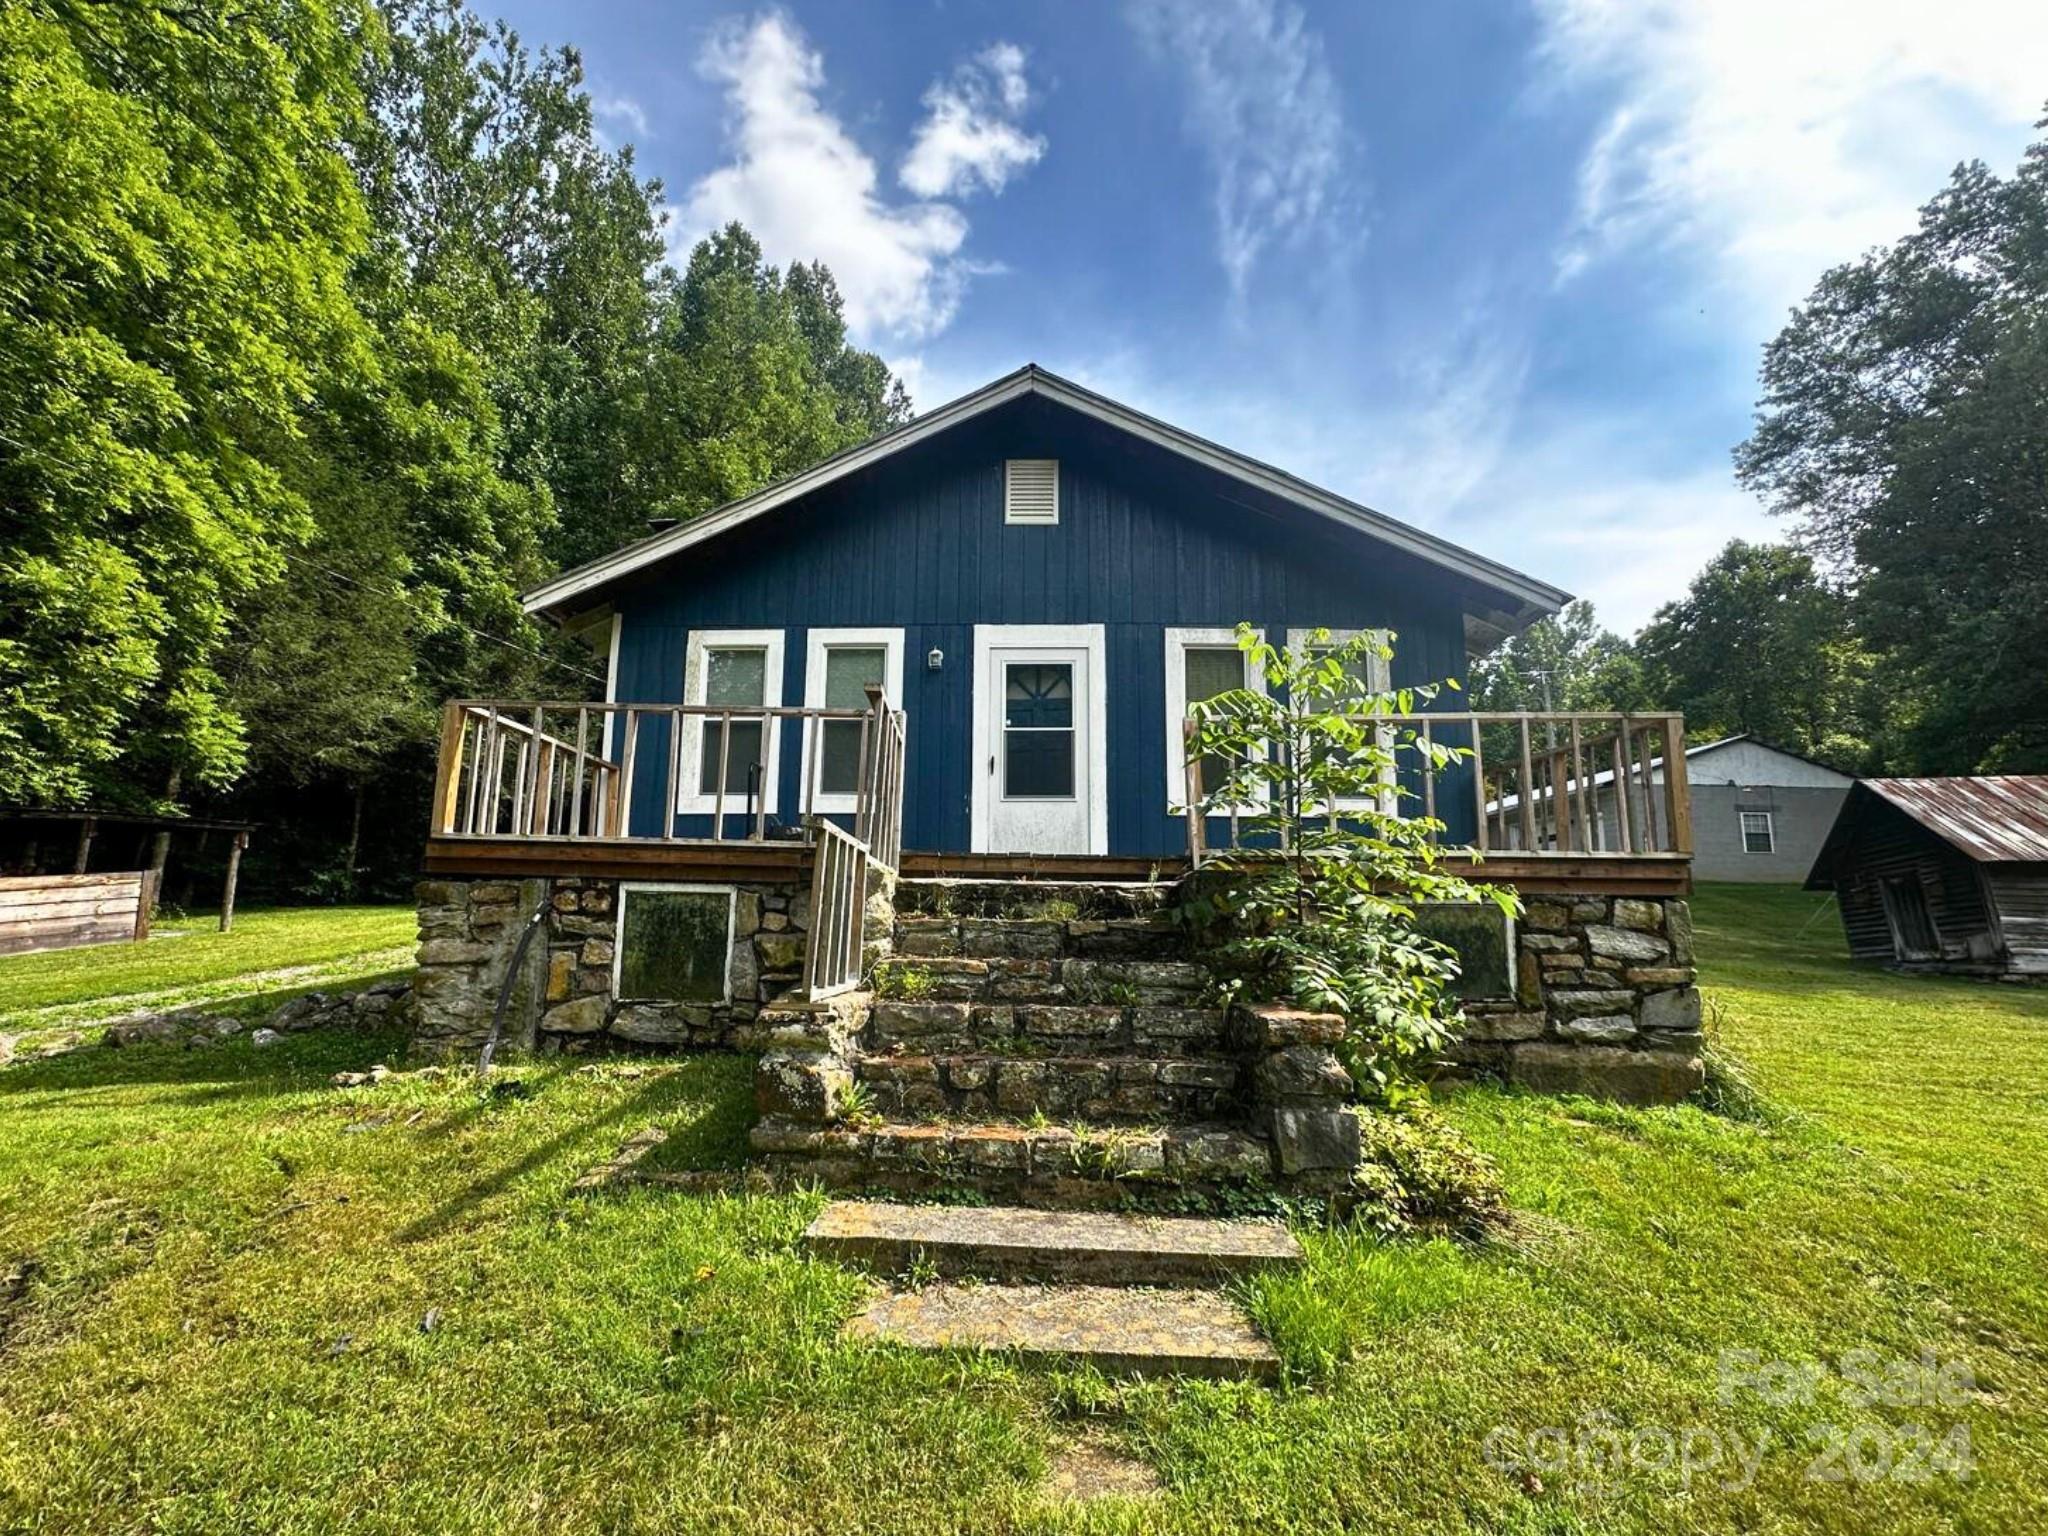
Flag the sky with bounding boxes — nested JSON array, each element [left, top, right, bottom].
[[490, 0, 2048, 630]]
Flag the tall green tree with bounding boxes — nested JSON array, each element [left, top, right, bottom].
[[1635, 540, 1871, 767], [1468, 601, 1653, 714], [0, 0, 373, 806], [1737, 122, 2048, 771]]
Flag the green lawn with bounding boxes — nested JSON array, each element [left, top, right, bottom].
[[0, 905, 416, 1033], [1, 886, 2044, 1533]]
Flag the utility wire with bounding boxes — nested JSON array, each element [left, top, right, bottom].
[[280, 550, 605, 686]]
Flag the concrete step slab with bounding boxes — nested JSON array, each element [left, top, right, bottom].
[[847, 1282, 1280, 1381], [807, 1198, 1300, 1285], [896, 879, 1172, 920]]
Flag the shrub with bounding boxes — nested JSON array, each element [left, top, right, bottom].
[[1349, 1103, 1508, 1237], [1177, 625, 1517, 1099]]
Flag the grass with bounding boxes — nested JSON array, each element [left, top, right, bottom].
[[0, 884, 2045, 1531], [0, 905, 416, 1034]]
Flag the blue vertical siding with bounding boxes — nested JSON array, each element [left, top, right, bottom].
[[605, 399, 1498, 855]]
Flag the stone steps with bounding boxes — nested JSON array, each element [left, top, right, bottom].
[[750, 1115, 1272, 1205], [866, 999, 1233, 1057], [855, 1051, 1246, 1123], [870, 956, 1213, 1007], [893, 914, 1185, 962], [895, 879, 1172, 920], [848, 1282, 1281, 1381], [806, 1199, 1301, 1285]]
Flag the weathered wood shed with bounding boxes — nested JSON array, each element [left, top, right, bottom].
[[1805, 776, 2048, 978]]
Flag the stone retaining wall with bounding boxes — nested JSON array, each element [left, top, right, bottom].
[[1447, 893, 1704, 1104], [412, 870, 894, 1059]]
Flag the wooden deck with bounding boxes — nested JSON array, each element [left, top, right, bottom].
[[425, 838, 1690, 896]]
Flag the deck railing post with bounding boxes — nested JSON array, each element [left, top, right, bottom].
[[433, 703, 466, 836], [1664, 714, 1692, 854]]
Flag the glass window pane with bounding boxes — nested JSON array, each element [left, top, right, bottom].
[[820, 717, 863, 794], [700, 719, 765, 794], [1413, 904, 1513, 1000], [1005, 728, 1074, 797], [705, 647, 766, 708], [617, 889, 731, 1001], [1183, 647, 1243, 704], [823, 646, 885, 709], [1005, 663, 1073, 729]]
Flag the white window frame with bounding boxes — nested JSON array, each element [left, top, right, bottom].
[[1004, 459, 1060, 524], [1164, 627, 1268, 814], [678, 629, 785, 816], [801, 627, 905, 815], [613, 882, 737, 1003], [1287, 627, 1395, 813], [1740, 810, 1775, 855]]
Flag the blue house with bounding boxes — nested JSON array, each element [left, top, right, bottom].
[[509, 364, 1569, 862], [416, 364, 1704, 1117]]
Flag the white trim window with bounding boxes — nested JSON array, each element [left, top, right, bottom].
[[1164, 627, 1266, 813], [614, 882, 737, 1003], [679, 629, 784, 815], [1004, 459, 1059, 524], [801, 628, 905, 814], [1287, 627, 1395, 813], [1740, 810, 1775, 855]]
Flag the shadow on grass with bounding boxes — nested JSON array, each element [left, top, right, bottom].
[[397, 1055, 756, 1244], [0, 1023, 413, 1099]]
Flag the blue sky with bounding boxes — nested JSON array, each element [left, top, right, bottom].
[[490, 0, 2048, 628]]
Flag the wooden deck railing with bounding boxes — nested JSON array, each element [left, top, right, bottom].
[[801, 819, 871, 1000], [1183, 710, 1691, 864], [431, 687, 908, 865]]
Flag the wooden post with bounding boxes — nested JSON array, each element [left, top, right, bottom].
[[433, 704, 466, 834], [1664, 715, 1693, 854], [1569, 719, 1587, 853], [72, 816, 95, 874], [1516, 719, 1536, 851], [1609, 728, 1633, 853], [219, 830, 247, 932], [1466, 723, 1486, 854], [1183, 718, 1205, 864], [134, 869, 157, 942]]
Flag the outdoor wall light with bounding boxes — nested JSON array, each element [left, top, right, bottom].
[[927, 647, 945, 671]]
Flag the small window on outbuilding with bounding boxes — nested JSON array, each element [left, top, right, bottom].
[[1739, 811, 1774, 854], [1413, 902, 1516, 1000], [1004, 459, 1059, 524], [614, 883, 735, 1002]]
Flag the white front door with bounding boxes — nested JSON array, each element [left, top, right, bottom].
[[983, 643, 1094, 854]]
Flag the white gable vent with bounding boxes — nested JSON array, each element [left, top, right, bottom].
[[1004, 459, 1059, 525]]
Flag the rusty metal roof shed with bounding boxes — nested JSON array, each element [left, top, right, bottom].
[[1834, 776, 2048, 868]]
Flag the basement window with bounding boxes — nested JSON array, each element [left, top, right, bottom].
[[614, 883, 735, 1003], [1414, 903, 1516, 1000], [1739, 811, 1775, 854], [1004, 459, 1059, 524]]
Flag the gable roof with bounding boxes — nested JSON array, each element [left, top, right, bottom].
[[520, 364, 1571, 637], [1805, 775, 2048, 887]]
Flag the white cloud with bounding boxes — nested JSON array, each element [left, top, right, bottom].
[[679, 14, 1008, 343], [1126, 0, 1351, 297], [900, 42, 1048, 199], [1539, 0, 2048, 317], [592, 93, 651, 143]]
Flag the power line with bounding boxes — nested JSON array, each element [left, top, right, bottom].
[[279, 550, 606, 686]]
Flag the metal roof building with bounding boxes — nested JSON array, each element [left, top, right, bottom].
[[1805, 776, 2048, 977]]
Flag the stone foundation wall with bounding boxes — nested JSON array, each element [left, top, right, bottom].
[[411, 871, 887, 1059], [1447, 894, 1704, 1104]]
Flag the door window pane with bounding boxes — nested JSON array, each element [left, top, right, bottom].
[[1005, 664, 1073, 729], [1004, 662, 1075, 797], [819, 646, 886, 794], [1183, 647, 1245, 799], [700, 647, 768, 794], [617, 888, 732, 1001]]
